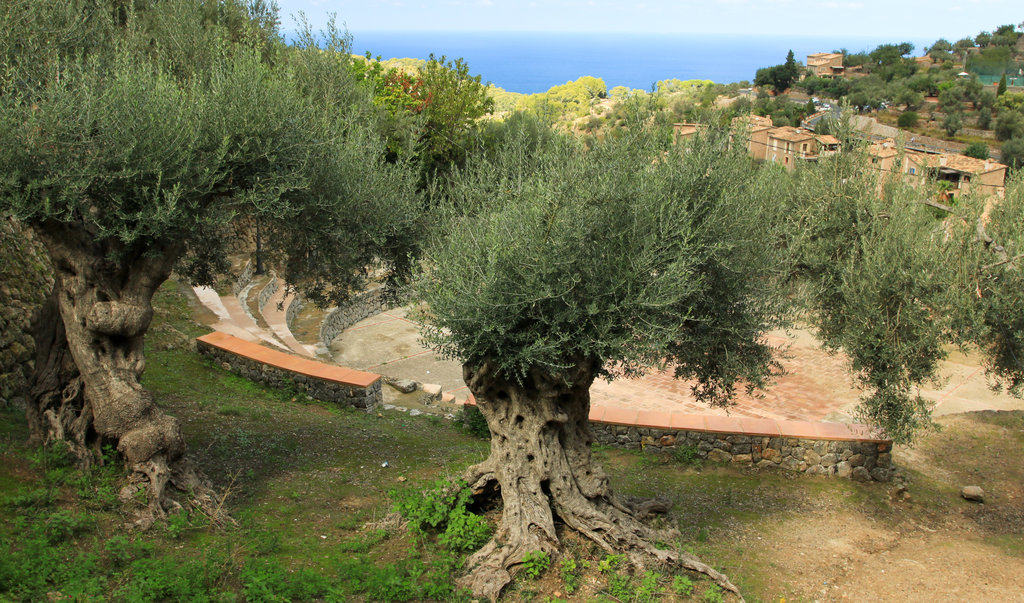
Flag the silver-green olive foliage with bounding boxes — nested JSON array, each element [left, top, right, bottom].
[[421, 123, 789, 408], [0, 0, 419, 305], [422, 118, 1024, 445]]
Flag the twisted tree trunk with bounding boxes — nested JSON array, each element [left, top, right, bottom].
[[29, 220, 219, 528], [458, 359, 740, 601]]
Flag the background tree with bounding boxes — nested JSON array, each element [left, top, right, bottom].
[[0, 0, 420, 523], [995, 109, 1024, 141], [754, 50, 800, 93], [998, 74, 1008, 97], [898, 110, 919, 128], [943, 110, 964, 137], [927, 38, 953, 62], [1002, 137, 1024, 170], [416, 54, 494, 185]]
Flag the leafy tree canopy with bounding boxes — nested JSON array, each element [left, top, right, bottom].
[[420, 122, 787, 404]]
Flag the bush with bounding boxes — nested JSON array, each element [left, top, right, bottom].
[[963, 142, 989, 159], [392, 479, 492, 552], [456, 404, 490, 439], [897, 111, 919, 128]]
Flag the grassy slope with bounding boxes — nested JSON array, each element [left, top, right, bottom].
[[1, 279, 1022, 602]]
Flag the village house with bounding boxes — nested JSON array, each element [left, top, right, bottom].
[[867, 138, 1007, 199], [731, 114, 774, 160], [764, 126, 839, 171], [806, 52, 844, 78], [910, 152, 1007, 201], [672, 122, 702, 144]]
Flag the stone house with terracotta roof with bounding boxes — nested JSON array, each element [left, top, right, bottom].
[[866, 138, 1007, 199], [909, 152, 1007, 200], [732, 115, 774, 160], [764, 126, 840, 171], [806, 52, 844, 78]]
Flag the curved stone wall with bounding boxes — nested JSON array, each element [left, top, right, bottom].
[[318, 287, 388, 348]]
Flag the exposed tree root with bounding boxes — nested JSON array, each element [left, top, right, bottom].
[[456, 359, 743, 601]]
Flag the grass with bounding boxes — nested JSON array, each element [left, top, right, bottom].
[[1, 278, 1022, 602]]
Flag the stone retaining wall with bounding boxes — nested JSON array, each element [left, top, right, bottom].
[[318, 286, 388, 348], [590, 423, 892, 482], [196, 332, 381, 409], [285, 292, 304, 329], [258, 275, 278, 311], [0, 218, 53, 408], [231, 259, 254, 298]]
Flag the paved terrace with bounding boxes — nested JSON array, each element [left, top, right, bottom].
[[328, 307, 1023, 422], [191, 281, 1024, 423]]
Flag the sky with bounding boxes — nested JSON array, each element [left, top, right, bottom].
[[274, 0, 1022, 41]]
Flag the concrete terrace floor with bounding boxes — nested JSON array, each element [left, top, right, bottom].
[[328, 306, 1024, 422]]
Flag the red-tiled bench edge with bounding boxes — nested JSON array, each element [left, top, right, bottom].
[[462, 395, 893, 482], [196, 332, 381, 409], [463, 394, 886, 444]]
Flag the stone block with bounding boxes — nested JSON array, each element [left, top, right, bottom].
[[780, 457, 802, 472], [836, 461, 852, 478], [851, 466, 872, 482], [708, 449, 733, 463], [732, 453, 753, 464]]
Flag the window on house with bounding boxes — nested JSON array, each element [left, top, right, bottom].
[[909, 167, 916, 175]]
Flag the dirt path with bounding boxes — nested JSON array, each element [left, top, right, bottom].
[[738, 411, 1024, 602]]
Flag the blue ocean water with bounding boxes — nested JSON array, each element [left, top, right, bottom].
[[348, 31, 931, 94]]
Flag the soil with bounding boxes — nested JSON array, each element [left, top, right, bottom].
[[689, 411, 1024, 603]]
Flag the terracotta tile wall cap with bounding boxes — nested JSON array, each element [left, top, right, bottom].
[[196, 332, 379, 388], [703, 415, 742, 434]]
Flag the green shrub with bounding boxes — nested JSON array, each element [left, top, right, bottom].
[[520, 550, 550, 580], [897, 111, 919, 128], [672, 444, 702, 466], [703, 583, 725, 603], [607, 572, 632, 599], [964, 142, 989, 159], [456, 404, 490, 439], [673, 574, 695, 596], [636, 570, 663, 603], [560, 557, 581, 594], [241, 558, 329, 603], [392, 479, 492, 552]]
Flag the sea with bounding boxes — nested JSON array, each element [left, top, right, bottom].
[[345, 31, 932, 94]]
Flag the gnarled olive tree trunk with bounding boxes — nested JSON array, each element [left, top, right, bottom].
[[28, 220, 218, 527], [458, 359, 739, 601]]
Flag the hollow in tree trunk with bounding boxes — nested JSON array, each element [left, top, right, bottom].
[[28, 220, 221, 528], [457, 359, 740, 601]]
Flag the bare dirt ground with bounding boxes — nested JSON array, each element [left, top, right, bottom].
[[724, 411, 1024, 603]]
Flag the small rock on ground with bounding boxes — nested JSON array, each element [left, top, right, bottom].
[[960, 485, 985, 502], [384, 377, 417, 394]]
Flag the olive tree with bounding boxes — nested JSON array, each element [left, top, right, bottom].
[[419, 123, 789, 598], [0, 0, 419, 524], [419, 116, 1024, 598]]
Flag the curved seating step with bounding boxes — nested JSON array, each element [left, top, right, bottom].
[[260, 283, 316, 357], [192, 285, 290, 351]]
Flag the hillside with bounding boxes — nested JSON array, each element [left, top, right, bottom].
[[2, 279, 1022, 601]]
